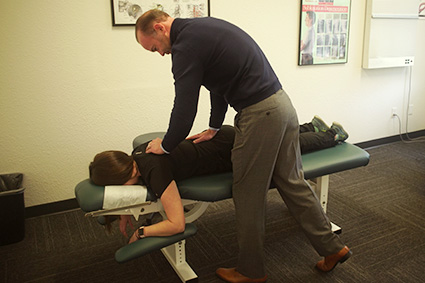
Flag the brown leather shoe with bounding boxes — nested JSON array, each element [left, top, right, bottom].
[[316, 246, 352, 272], [216, 267, 267, 283]]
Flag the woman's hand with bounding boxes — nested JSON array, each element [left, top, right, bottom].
[[126, 181, 185, 239], [119, 215, 134, 237], [128, 230, 139, 244], [187, 129, 218, 144]]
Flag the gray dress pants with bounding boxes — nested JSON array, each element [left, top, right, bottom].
[[231, 89, 345, 278]]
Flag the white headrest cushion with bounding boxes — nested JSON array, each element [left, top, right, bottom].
[[103, 185, 148, 210]]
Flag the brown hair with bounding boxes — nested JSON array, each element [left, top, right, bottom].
[[135, 9, 170, 39], [89, 151, 134, 186], [89, 151, 135, 234]]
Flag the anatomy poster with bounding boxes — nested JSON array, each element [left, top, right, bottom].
[[299, 0, 351, 66], [111, 0, 209, 26]]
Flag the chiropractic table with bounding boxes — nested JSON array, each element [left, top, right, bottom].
[[75, 131, 370, 282]]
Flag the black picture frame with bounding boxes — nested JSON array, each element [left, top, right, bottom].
[[298, 0, 351, 66], [111, 0, 210, 26]]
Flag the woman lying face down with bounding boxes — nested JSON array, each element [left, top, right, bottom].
[[89, 125, 235, 243], [88, 119, 348, 243]]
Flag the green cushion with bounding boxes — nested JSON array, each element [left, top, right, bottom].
[[75, 179, 156, 213], [75, 134, 369, 264], [177, 172, 233, 201], [75, 179, 105, 212], [132, 132, 165, 149], [115, 223, 197, 263], [175, 143, 369, 201], [75, 143, 369, 210], [302, 142, 370, 179]]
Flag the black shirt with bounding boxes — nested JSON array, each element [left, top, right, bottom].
[[132, 125, 234, 198], [162, 17, 282, 152]]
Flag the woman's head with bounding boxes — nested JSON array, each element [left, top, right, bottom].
[[89, 151, 136, 186]]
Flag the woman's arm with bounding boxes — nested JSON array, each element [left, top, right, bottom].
[[119, 215, 134, 237], [129, 180, 185, 243]]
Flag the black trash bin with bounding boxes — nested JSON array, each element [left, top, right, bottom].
[[0, 173, 25, 246]]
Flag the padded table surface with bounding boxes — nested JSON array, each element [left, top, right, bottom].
[[74, 140, 369, 265], [302, 142, 369, 179], [176, 142, 370, 202], [75, 142, 369, 210]]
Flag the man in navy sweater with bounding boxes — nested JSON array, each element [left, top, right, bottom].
[[135, 9, 351, 283]]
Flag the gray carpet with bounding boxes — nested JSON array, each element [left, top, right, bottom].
[[1, 141, 425, 282]]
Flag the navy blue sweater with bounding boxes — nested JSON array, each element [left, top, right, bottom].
[[162, 17, 282, 152]]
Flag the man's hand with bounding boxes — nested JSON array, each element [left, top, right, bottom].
[[145, 138, 165, 154], [187, 129, 218, 144]]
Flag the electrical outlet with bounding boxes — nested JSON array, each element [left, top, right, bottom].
[[392, 107, 397, 117], [404, 58, 414, 66]]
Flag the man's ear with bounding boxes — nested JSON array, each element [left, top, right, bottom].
[[153, 22, 165, 33]]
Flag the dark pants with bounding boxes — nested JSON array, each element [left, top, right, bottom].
[[301, 53, 313, 65], [232, 89, 344, 278], [299, 123, 337, 154]]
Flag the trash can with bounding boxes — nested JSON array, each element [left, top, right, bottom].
[[0, 173, 25, 246]]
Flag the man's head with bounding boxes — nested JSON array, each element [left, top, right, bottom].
[[135, 9, 173, 56], [305, 11, 316, 27]]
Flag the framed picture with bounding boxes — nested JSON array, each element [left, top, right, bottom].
[[298, 0, 351, 66], [111, 0, 210, 26]]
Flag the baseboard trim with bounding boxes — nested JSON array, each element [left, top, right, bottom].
[[25, 129, 424, 218], [26, 198, 79, 218], [355, 129, 425, 149]]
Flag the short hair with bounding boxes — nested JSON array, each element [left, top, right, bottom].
[[89, 151, 134, 186], [306, 11, 316, 25], [135, 9, 170, 39]]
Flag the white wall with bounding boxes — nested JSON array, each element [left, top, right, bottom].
[[0, 0, 424, 207]]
